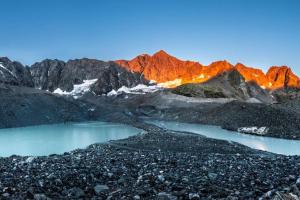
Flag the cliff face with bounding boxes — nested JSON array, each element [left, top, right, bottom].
[[235, 63, 271, 89], [172, 69, 275, 103], [30, 59, 147, 94], [191, 61, 234, 84], [31, 59, 65, 91], [266, 66, 300, 89], [0, 57, 34, 87], [116, 50, 300, 90], [236, 64, 300, 90]]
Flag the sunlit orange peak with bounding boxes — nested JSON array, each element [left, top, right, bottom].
[[115, 50, 300, 90]]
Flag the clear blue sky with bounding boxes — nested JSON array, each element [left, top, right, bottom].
[[0, 0, 299, 75]]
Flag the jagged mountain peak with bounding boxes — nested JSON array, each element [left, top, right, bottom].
[[266, 66, 300, 89], [0, 57, 11, 63], [153, 49, 169, 56], [210, 60, 232, 66], [0, 57, 34, 87], [115, 52, 300, 90], [1, 51, 299, 97], [116, 50, 203, 84]]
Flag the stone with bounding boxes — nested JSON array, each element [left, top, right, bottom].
[[158, 175, 165, 182], [34, 194, 48, 200], [68, 187, 85, 198], [25, 156, 35, 163], [182, 177, 189, 183], [208, 172, 218, 180], [2, 193, 10, 198], [188, 193, 200, 199], [157, 192, 178, 200], [296, 178, 300, 186], [133, 195, 141, 200], [94, 184, 109, 194], [54, 178, 62, 185]]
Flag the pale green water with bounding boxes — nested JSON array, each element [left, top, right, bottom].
[[0, 122, 141, 157], [148, 120, 300, 156]]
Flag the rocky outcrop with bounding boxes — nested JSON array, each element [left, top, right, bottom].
[[237, 64, 300, 90], [267, 66, 300, 89], [0, 57, 33, 87], [58, 58, 109, 91], [191, 60, 234, 84], [91, 62, 148, 95], [31, 59, 65, 91], [235, 63, 271, 89], [172, 69, 274, 103]]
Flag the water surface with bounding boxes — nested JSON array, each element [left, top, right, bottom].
[[148, 120, 300, 156], [0, 122, 141, 157]]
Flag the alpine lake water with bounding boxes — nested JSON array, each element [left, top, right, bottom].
[[147, 120, 300, 156], [0, 120, 299, 157], [0, 121, 141, 157]]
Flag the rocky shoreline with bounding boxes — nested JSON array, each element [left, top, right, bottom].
[[85, 91, 300, 140], [0, 122, 299, 199], [1, 80, 300, 140]]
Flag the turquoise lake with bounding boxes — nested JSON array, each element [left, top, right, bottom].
[[1, 120, 299, 157], [0, 122, 141, 157]]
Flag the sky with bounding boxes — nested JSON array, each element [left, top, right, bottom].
[[0, 0, 299, 75]]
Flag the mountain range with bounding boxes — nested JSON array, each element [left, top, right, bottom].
[[116, 50, 300, 90], [1, 50, 300, 138], [0, 50, 299, 100]]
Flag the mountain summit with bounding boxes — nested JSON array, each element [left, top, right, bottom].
[[115, 50, 300, 90], [116, 50, 203, 86]]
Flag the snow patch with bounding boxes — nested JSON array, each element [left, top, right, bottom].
[[53, 88, 69, 95], [107, 89, 118, 96], [88, 108, 96, 112], [238, 127, 269, 135], [158, 79, 182, 88], [107, 84, 162, 96], [149, 80, 157, 84], [0, 62, 16, 78], [246, 98, 262, 104], [198, 74, 205, 79], [53, 79, 98, 99]]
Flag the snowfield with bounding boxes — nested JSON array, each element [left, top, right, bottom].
[[0, 62, 16, 78], [53, 80, 162, 98], [53, 79, 98, 99], [158, 79, 182, 88], [107, 84, 162, 96]]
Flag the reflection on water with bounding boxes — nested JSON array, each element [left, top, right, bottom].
[[0, 122, 141, 157], [148, 120, 300, 156]]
